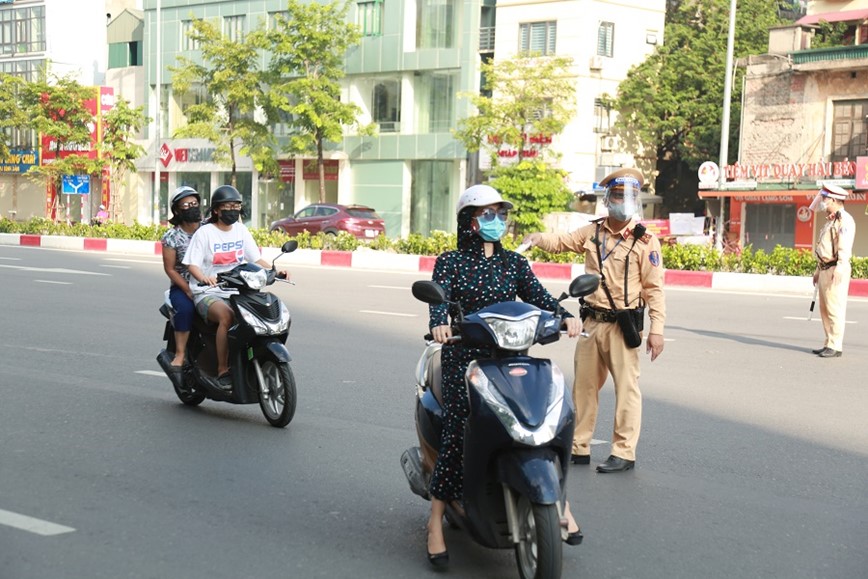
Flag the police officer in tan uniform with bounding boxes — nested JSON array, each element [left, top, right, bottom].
[[811, 183, 856, 358], [523, 168, 665, 473]]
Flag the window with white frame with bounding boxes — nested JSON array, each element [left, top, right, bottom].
[[597, 21, 614, 57], [416, 0, 455, 49], [357, 0, 383, 36], [593, 97, 611, 133], [224, 15, 245, 42], [182, 20, 200, 51], [519, 21, 556, 55], [0, 5, 45, 56], [372, 79, 401, 132]]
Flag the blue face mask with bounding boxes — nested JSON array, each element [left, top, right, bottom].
[[475, 216, 506, 241]]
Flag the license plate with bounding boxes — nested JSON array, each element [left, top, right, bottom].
[[365, 229, 377, 238]]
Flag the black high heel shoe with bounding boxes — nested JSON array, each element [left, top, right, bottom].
[[565, 529, 584, 546], [427, 549, 449, 568]]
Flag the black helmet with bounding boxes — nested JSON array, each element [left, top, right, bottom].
[[170, 185, 200, 212], [210, 185, 242, 206]]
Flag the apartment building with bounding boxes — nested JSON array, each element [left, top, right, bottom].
[[136, 0, 664, 235]]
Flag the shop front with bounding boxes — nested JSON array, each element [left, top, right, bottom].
[[697, 159, 868, 256]]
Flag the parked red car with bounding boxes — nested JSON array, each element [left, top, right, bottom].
[[269, 203, 386, 239]]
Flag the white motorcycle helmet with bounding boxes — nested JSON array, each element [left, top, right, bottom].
[[455, 184, 514, 214]]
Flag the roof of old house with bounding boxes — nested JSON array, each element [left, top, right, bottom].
[[796, 8, 868, 26]]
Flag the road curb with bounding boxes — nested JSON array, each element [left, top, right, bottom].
[[3, 233, 867, 296]]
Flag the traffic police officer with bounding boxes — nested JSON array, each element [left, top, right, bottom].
[[811, 183, 855, 358], [523, 168, 666, 473]]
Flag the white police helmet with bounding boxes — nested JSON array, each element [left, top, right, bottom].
[[455, 184, 514, 215]]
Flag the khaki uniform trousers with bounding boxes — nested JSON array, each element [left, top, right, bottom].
[[572, 318, 642, 461], [817, 267, 851, 351]]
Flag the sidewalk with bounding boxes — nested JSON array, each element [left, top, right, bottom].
[[2, 232, 867, 297]]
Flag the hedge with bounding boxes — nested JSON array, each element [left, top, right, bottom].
[[1, 217, 865, 279]]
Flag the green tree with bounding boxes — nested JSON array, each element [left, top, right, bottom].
[[100, 97, 150, 220], [170, 18, 274, 188], [258, 0, 373, 203], [609, 0, 781, 213], [453, 54, 575, 232], [18, 74, 104, 220], [454, 54, 575, 165], [0, 73, 28, 161]]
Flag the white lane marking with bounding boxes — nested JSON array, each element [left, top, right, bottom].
[[369, 285, 408, 290], [35, 280, 73, 285], [0, 264, 109, 276], [590, 439, 608, 445], [0, 508, 75, 536], [100, 265, 131, 269], [783, 316, 855, 324], [137, 370, 165, 377], [0, 256, 22, 261], [360, 310, 417, 317]]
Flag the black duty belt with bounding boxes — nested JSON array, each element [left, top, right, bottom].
[[581, 305, 617, 323], [818, 260, 838, 270]]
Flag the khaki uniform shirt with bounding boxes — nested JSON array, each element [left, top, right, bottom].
[[815, 208, 855, 274], [536, 218, 666, 335]]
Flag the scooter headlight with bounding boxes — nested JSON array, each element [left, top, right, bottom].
[[238, 302, 290, 336], [239, 268, 268, 290], [467, 361, 566, 446], [478, 311, 540, 351]]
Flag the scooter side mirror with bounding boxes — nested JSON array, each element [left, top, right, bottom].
[[569, 273, 601, 298], [412, 280, 447, 305], [281, 240, 299, 254]]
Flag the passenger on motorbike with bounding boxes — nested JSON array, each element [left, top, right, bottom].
[[425, 184, 583, 567], [160, 185, 203, 371], [182, 185, 289, 390]]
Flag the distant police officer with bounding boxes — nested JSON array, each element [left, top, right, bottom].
[[522, 168, 666, 473], [811, 183, 856, 358]]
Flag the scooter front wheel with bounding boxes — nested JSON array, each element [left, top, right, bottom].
[[514, 495, 563, 579], [254, 359, 297, 428]]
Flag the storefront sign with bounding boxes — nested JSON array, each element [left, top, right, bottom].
[[723, 160, 857, 180], [0, 149, 38, 174], [278, 160, 295, 182], [302, 159, 338, 181]]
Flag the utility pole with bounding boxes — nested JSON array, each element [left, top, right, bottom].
[[153, 0, 162, 225], [717, 0, 737, 250]]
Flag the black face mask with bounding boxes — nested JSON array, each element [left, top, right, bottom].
[[219, 210, 241, 225], [179, 207, 201, 223]]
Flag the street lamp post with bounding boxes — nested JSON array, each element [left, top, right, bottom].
[[153, 0, 162, 225], [717, 0, 737, 250]]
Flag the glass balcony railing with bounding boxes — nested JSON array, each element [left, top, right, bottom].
[[791, 44, 868, 64]]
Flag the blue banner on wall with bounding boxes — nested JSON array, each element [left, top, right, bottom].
[[0, 149, 38, 174]]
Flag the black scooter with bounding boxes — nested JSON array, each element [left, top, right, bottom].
[[400, 274, 600, 579], [156, 241, 298, 428]]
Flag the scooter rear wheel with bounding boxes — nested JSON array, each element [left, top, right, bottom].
[[255, 360, 297, 428], [514, 495, 562, 579]]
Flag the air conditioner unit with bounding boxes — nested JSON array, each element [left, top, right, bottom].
[[589, 55, 603, 70], [600, 135, 620, 152]]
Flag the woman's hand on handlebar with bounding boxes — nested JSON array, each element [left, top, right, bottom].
[[431, 325, 452, 344], [562, 316, 582, 338]]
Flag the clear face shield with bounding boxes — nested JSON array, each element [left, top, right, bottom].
[[604, 178, 642, 221]]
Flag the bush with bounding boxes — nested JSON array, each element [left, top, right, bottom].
[[2, 217, 865, 279]]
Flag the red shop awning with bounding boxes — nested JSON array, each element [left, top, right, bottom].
[[697, 189, 817, 199]]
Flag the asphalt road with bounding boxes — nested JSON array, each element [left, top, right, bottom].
[[0, 245, 866, 579]]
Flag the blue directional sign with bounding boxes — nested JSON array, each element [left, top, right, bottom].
[[61, 175, 91, 195]]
